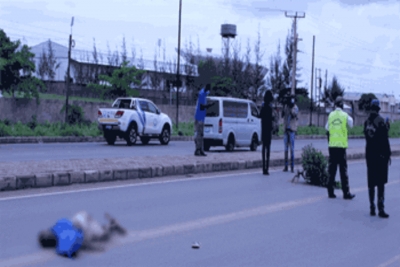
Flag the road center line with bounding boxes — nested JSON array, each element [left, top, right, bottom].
[[2, 180, 399, 267]]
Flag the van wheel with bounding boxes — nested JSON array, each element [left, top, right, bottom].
[[204, 141, 211, 151], [250, 134, 258, 151], [125, 124, 137, 146], [104, 131, 116, 145], [225, 135, 235, 152]]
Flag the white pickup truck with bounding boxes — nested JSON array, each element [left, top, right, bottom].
[[97, 97, 173, 146]]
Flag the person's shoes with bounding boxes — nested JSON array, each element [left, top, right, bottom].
[[370, 207, 376, 216], [194, 149, 201, 156], [199, 151, 207, 156], [263, 170, 269, 175], [283, 166, 288, 172], [378, 210, 389, 218], [343, 193, 356, 200], [328, 193, 337, 199], [290, 166, 294, 173]]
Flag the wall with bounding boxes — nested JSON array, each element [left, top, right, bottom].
[[0, 97, 399, 125], [0, 97, 195, 124]]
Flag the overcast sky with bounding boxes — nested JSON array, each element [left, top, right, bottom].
[[0, 0, 399, 96]]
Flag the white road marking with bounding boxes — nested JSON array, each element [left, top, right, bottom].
[[0, 170, 265, 201], [0, 157, 379, 202], [376, 254, 400, 267]]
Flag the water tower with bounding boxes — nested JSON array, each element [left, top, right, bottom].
[[220, 24, 237, 59]]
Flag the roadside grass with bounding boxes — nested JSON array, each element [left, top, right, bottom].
[[0, 120, 102, 137], [172, 122, 194, 136]]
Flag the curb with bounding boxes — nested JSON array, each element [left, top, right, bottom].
[[0, 135, 368, 144], [1, 150, 398, 192]]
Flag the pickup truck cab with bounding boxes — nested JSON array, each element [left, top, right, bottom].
[[97, 97, 172, 146]]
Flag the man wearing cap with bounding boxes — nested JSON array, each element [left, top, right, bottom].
[[325, 96, 356, 199], [282, 96, 299, 173], [364, 99, 391, 218]]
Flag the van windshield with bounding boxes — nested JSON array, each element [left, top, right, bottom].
[[206, 99, 219, 117]]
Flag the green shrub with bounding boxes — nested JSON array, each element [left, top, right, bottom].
[[60, 104, 86, 125], [27, 115, 38, 130], [0, 123, 11, 137], [12, 121, 34, 136], [301, 144, 329, 187], [173, 121, 194, 136]]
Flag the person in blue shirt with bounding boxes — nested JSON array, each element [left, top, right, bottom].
[[194, 84, 214, 156], [38, 211, 126, 258]]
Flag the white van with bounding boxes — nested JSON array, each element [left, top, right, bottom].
[[203, 96, 261, 152]]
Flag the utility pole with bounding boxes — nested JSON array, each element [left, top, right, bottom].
[[317, 68, 322, 126], [176, 0, 182, 131], [309, 35, 315, 126], [65, 16, 74, 124], [285, 11, 305, 97]]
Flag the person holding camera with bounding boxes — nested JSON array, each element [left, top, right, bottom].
[[281, 96, 299, 173]]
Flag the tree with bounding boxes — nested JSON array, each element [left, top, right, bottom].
[[0, 29, 45, 103], [252, 30, 268, 100], [266, 42, 285, 101], [87, 61, 144, 99], [358, 93, 377, 112], [323, 75, 345, 106], [121, 36, 128, 64], [36, 40, 60, 90]]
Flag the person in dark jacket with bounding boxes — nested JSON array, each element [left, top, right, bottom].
[[364, 99, 391, 218], [260, 90, 274, 175]]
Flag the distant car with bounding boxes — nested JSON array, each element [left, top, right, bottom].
[[97, 97, 172, 146], [203, 96, 261, 152]]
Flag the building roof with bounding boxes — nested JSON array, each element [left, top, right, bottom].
[[343, 91, 398, 105], [30, 40, 198, 81]]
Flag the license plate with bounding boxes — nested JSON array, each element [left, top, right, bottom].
[[105, 126, 112, 129], [204, 127, 211, 133]]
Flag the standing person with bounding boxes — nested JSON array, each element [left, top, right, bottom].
[[38, 211, 126, 258], [194, 84, 213, 156], [364, 99, 391, 218], [325, 96, 355, 199], [282, 96, 299, 173], [260, 90, 274, 175]]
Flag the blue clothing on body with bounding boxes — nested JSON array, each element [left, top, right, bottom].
[[51, 218, 84, 258], [194, 88, 209, 122]]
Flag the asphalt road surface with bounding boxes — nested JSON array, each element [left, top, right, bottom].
[[1, 158, 399, 267], [1, 138, 400, 162]]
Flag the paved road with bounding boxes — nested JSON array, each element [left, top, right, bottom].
[[1, 158, 399, 267], [1, 138, 400, 162]]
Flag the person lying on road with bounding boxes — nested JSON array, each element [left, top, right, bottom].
[[38, 211, 126, 258]]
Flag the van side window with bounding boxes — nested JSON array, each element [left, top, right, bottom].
[[236, 102, 248, 118], [250, 103, 259, 117], [223, 101, 248, 118], [223, 101, 237, 118]]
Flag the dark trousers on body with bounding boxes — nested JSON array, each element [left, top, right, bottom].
[[327, 147, 351, 196], [262, 138, 271, 173], [369, 185, 385, 211]]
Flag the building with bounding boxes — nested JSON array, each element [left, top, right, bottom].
[[30, 40, 198, 94], [343, 92, 399, 113]]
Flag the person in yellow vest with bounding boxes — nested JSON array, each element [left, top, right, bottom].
[[325, 96, 355, 199]]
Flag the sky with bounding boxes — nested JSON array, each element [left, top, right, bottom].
[[0, 0, 399, 97]]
